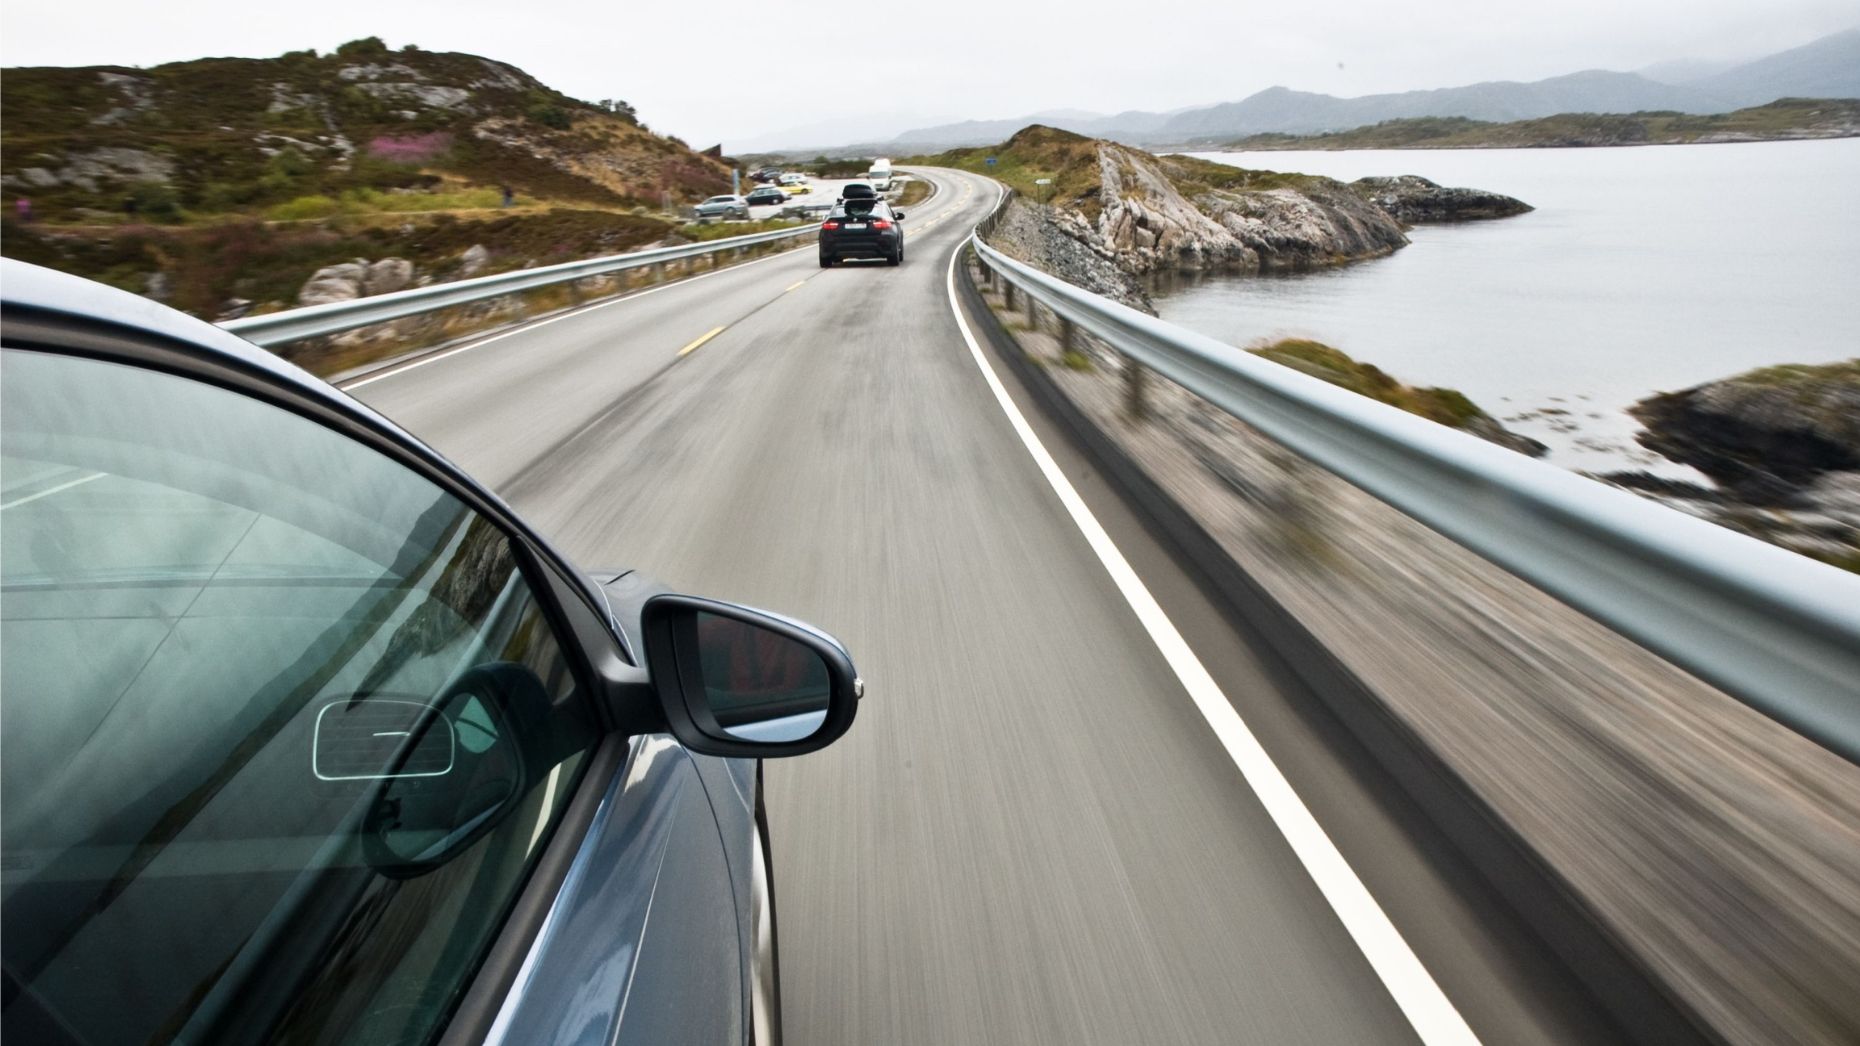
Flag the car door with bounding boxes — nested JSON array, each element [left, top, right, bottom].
[[0, 310, 732, 1045], [2, 261, 859, 1046]]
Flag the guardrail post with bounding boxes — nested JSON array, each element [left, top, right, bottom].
[[1026, 293, 1038, 330], [653, 262, 666, 284], [1123, 360, 1149, 422], [1060, 317, 1076, 357], [1003, 280, 1016, 311]]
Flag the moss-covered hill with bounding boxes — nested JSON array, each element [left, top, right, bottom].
[[1, 36, 730, 220], [0, 38, 747, 320], [1222, 98, 1860, 150]]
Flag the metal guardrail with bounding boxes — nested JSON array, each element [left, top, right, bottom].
[[968, 193, 1860, 762], [221, 221, 821, 347]]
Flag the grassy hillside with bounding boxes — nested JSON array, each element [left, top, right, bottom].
[[907, 125, 1329, 220], [0, 38, 750, 319], [1, 37, 731, 221], [1222, 98, 1860, 150]]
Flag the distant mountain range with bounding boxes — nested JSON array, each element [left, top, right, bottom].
[[764, 27, 1859, 153]]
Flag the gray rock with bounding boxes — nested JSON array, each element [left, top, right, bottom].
[[19, 167, 60, 188], [336, 62, 424, 82], [216, 298, 254, 321], [1352, 175, 1533, 224], [1632, 362, 1860, 504], [48, 147, 176, 193], [354, 82, 473, 111], [298, 262, 367, 306], [363, 258, 415, 295], [144, 272, 171, 302], [459, 244, 491, 276]]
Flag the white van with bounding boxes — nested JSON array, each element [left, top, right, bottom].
[[865, 158, 893, 192]]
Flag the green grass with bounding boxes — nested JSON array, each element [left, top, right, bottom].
[[895, 178, 932, 207], [265, 187, 507, 220], [677, 217, 805, 241], [909, 125, 1106, 216], [1728, 359, 1860, 388], [1250, 338, 1489, 428]]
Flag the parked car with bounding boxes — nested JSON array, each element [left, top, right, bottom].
[[745, 186, 788, 206], [0, 259, 862, 1046], [695, 194, 751, 219], [750, 168, 781, 184], [777, 174, 810, 196], [819, 198, 906, 267]]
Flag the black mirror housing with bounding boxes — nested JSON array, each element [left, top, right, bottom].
[[892, 210, 905, 220], [641, 593, 861, 758]]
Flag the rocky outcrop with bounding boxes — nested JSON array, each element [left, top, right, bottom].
[[992, 199, 1153, 312], [1631, 361, 1860, 504], [985, 132, 1410, 290], [1351, 175, 1534, 224], [298, 257, 417, 306]]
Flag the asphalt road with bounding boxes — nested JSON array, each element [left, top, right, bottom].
[[350, 170, 1611, 1044]]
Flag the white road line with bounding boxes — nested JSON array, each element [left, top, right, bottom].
[[941, 222, 1478, 1045], [0, 472, 104, 511]]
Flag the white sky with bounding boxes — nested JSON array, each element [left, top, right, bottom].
[[3, 1, 1856, 150]]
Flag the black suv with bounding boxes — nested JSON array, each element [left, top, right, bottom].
[[819, 197, 905, 268]]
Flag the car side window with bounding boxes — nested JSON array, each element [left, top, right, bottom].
[[0, 348, 602, 1046]]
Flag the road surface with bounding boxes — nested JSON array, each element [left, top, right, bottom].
[[350, 169, 1615, 1045]]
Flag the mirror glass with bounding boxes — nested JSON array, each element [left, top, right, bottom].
[[694, 611, 832, 742]]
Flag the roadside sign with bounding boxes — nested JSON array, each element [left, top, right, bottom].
[[985, 156, 997, 166]]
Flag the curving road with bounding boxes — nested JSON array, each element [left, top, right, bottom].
[[350, 170, 1615, 1045]]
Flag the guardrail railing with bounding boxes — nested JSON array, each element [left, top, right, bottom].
[[968, 195, 1860, 762], [221, 221, 821, 347]]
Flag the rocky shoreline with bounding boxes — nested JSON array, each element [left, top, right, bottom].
[[1607, 361, 1860, 568]]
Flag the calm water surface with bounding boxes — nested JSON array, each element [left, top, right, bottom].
[[1166, 139, 1860, 474]]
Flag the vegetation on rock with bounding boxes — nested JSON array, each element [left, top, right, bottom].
[[1251, 339, 1545, 454]]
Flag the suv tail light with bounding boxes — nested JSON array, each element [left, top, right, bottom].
[[871, 220, 891, 230], [823, 221, 840, 230]]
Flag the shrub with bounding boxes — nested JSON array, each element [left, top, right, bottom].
[[335, 37, 390, 59], [527, 105, 573, 130]]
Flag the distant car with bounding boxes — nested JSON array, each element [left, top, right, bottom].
[[0, 259, 862, 1046], [745, 186, 788, 206], [750, 168, 781, 184], [695, 194, 750, 219], [819, 197, 905, 267], [778, 174, 810, 196]]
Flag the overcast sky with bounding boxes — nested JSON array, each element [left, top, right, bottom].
[[3, 1, 1856, 150]]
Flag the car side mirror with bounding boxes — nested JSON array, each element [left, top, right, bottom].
[[893, 210, 905, 220], [641, 594, 861, 758]]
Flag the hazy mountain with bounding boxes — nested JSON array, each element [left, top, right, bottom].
[[1684, 27, 1860, 108], [1152, 71, 1732, 141], [1637, 58, 1738, 85], [850, 27, 1860, 152]]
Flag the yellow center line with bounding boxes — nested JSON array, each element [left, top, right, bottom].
[[784, 280, 806, 292], [677, 326, 726, 358]]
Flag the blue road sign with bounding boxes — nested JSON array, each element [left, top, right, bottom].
[[985, 156, 997, 166]]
